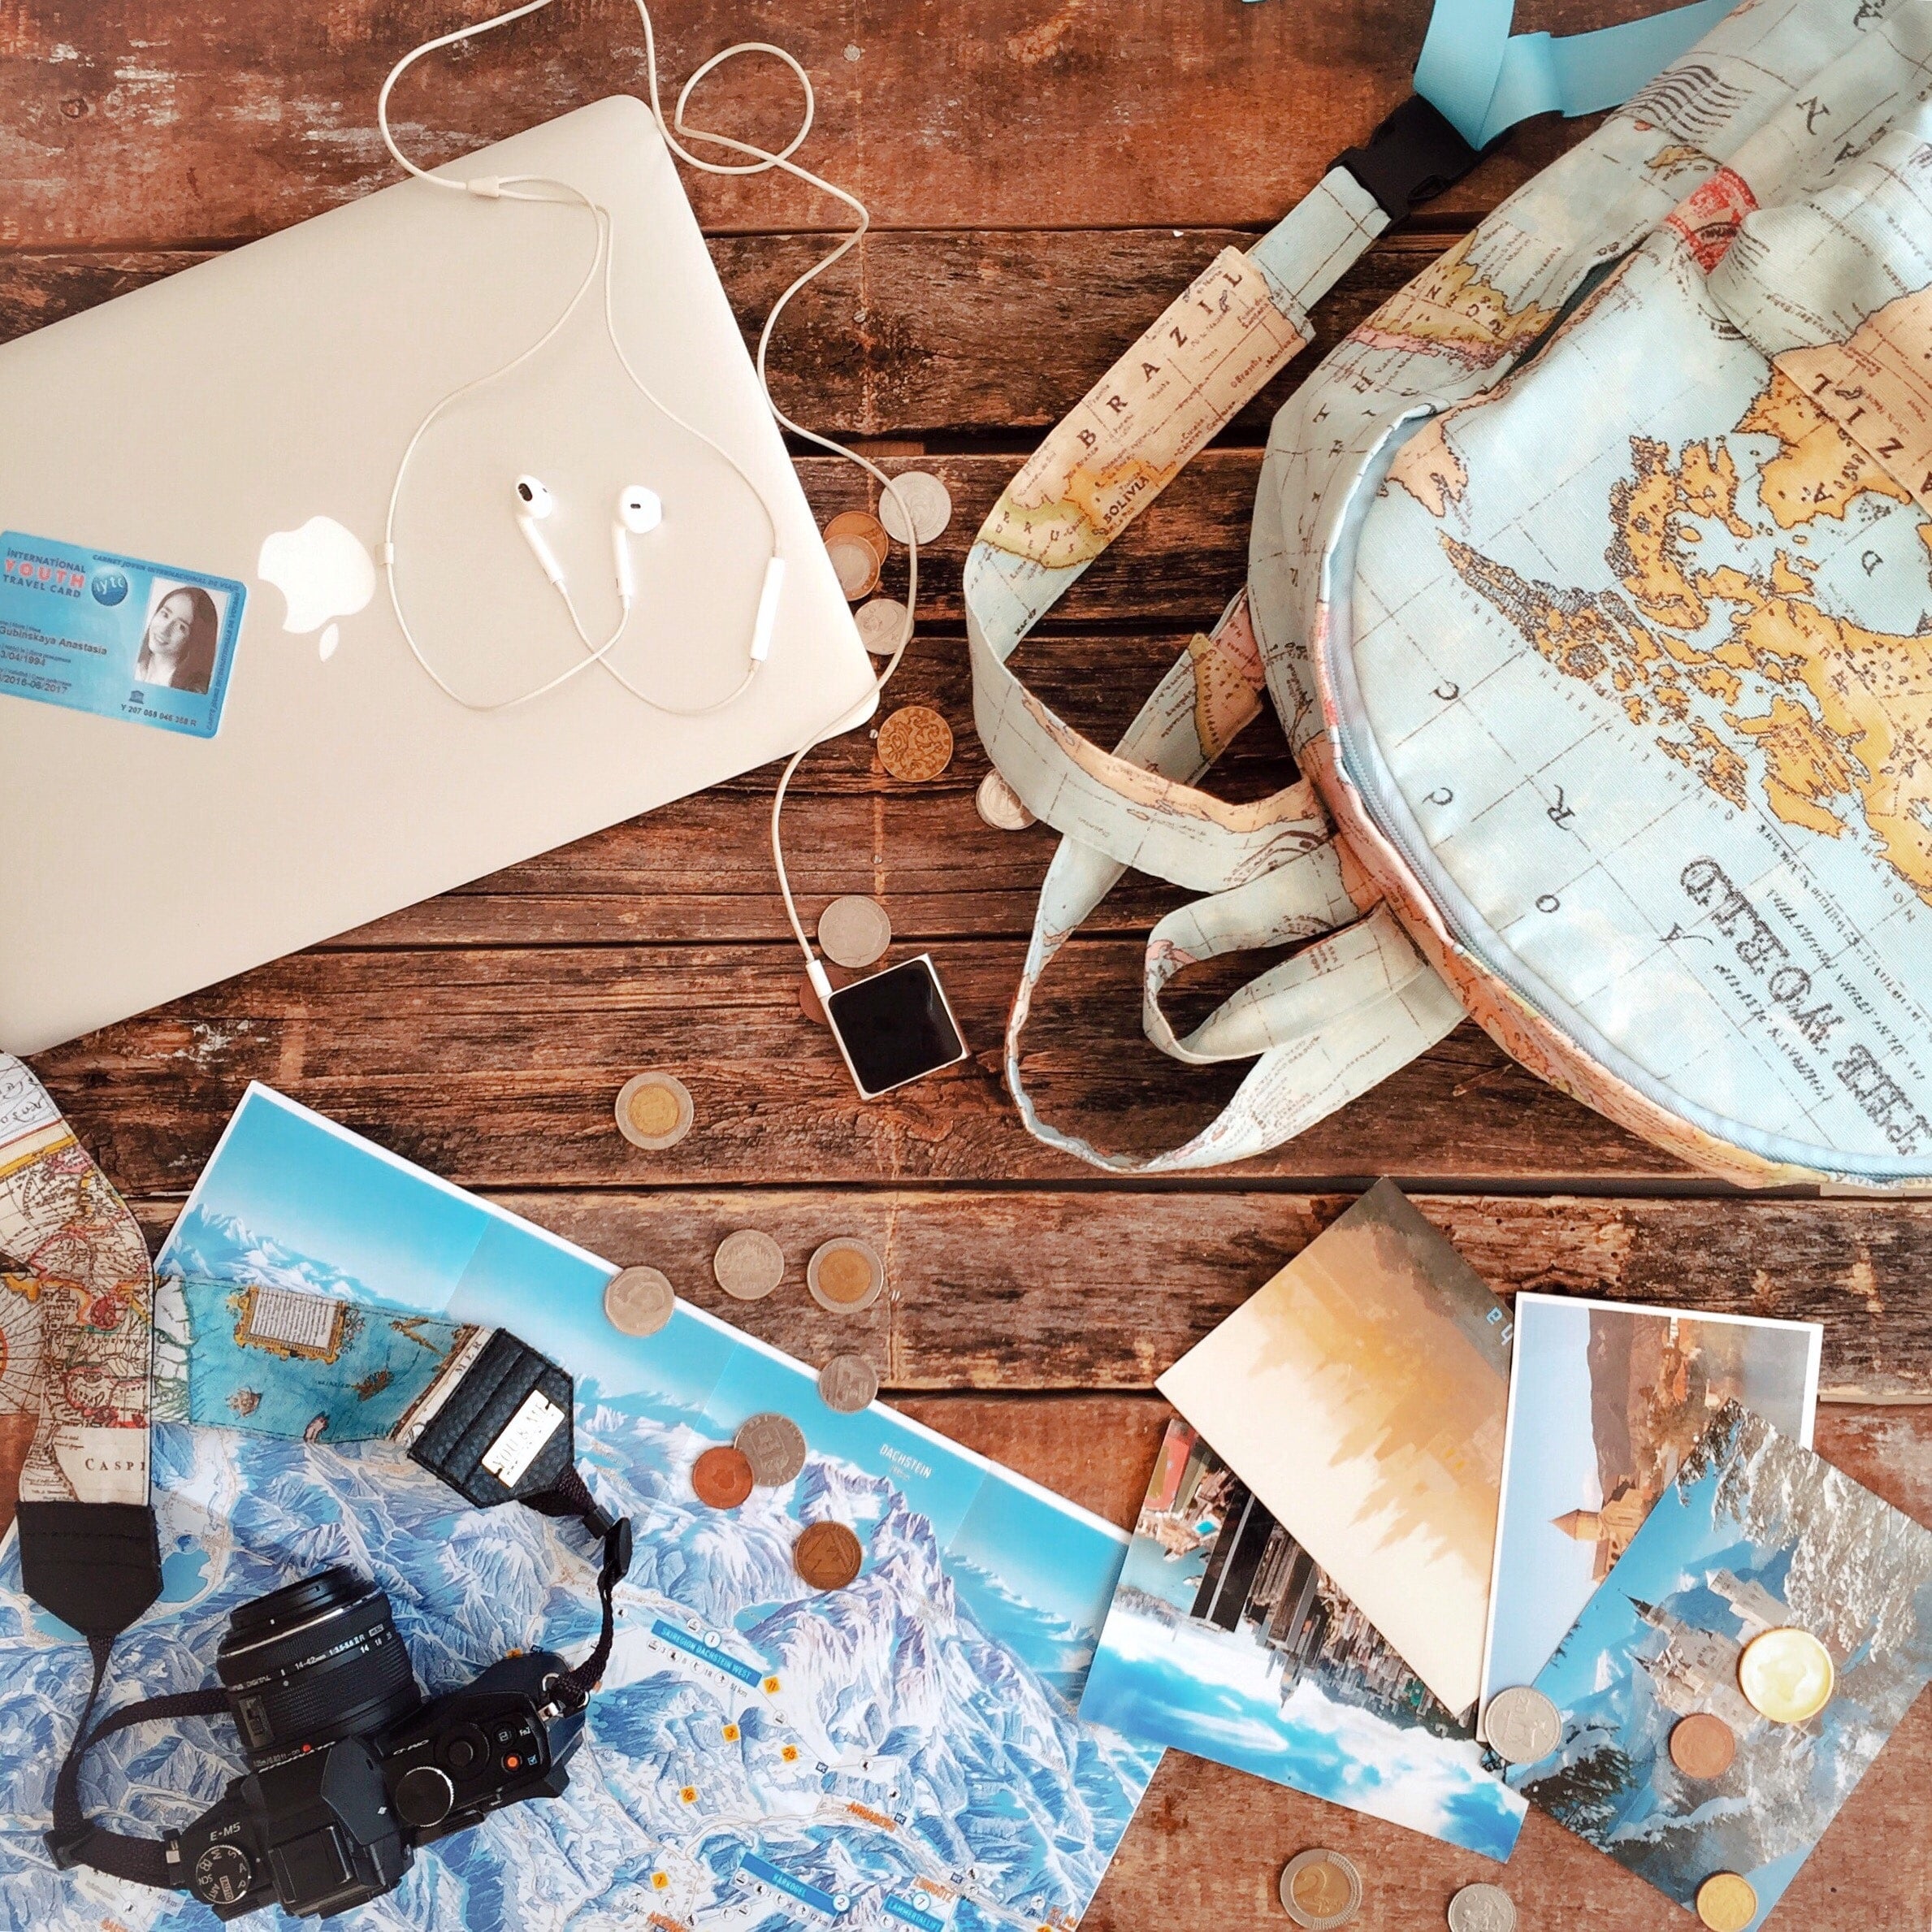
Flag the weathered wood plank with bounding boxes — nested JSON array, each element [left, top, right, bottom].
[[47, 943, 1681, 1190], [0, 229, 1447, 437], [124, 1189, 1932, 1399], [0, 0, 1605, 248]]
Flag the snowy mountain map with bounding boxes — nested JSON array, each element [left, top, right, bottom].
[[0, 1085, 1157, 1932]]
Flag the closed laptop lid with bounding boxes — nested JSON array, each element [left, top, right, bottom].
[[0, 94, 876, 1055]]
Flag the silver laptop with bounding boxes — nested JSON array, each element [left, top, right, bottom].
[[0, 96, 876, 1055]]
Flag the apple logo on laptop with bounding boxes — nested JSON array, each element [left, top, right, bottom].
[[258, 516, 376, 661]]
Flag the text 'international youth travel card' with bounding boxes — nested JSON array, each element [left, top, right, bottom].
[[0, 531, 245, 736], [1080, 1419, 1525, 1858], [1479, 1293, 1821, 1725], [1506, 1401, 1932, 1932], [1158, 1180, 1513, 1716]]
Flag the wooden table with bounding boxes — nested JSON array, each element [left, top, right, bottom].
[[6, 1, 1929, 1925]]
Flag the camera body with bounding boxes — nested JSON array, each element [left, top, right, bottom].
[[166, 1569, 585, 1921]]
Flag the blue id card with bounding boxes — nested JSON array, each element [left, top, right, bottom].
[[0, 531, 245, 738]]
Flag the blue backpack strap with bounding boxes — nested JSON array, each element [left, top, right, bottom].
[[1415, 0, 1736, 149]]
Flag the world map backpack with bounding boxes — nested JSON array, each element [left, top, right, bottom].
[[964, 0, 1932, 1189]]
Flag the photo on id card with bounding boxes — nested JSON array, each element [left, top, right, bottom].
[[0, 531, 245, 736]]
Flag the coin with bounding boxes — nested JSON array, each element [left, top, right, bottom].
[[691, 1445, 754, 1510], [1277, 1849, 1360, 1929], [827, 536, 881, 601], [603, 1265, 676, 1336], [1695, 1873, 1758, 1932], [817, 1354, 880, 1413], [1482, 1685, 1562, 1764], [808, 1237, 886, 1314], [1446, 1883, 1515, 1932], [614, 1071, 694, 1150], [825, 510, 890, 567], [713, 1228, 786, 1302], [1738, 1626, 1834, 1722], [975, 769, 1036, 831], [735, 1411, 808, 1487], [855, 596, 910, 656], [877, 704, 953, 783], [877, 471, 953, 547], [817, 895, 893, 969], [793, 1519, 864, 1591], [1670, 1712, 1737, 1780]]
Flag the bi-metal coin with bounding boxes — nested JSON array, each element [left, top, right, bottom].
[[1276, 1849, 1360, 1930], [735, 1411, 808, 1488], [1446, 1882, 1515, 1932], [713, 1229, 786, 1302], [817, 1354, 880, 1414], [691, 1445, 755, 1510], [603, 1266, 676, 1337], [1482, 1686, 1562, 1765], [614, 1071, 694, 1150], [808, 1237, 886, 1315], [824, 509, 890, 568], [1737, 1626, 1834, 1723], [826, 536, 881, 601], [1695, 1873, 1759, 1932], [793, 1519, 865, 1592]]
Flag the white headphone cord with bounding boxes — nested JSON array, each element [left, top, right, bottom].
[[378, 0, 921, 970]]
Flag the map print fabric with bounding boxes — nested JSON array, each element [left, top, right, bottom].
[[0, 1053, 152, 1507]]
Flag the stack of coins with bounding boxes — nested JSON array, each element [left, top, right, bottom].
[[823, 509, 889, 602]]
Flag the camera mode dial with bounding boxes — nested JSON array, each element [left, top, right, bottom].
[[193, 1840, 256, 1905]]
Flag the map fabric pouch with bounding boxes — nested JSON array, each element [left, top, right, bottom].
[[0, 531, 245, 737]]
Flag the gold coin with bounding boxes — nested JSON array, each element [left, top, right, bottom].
[[1277, 1849, 1361, 1930], [614, 1072, 694, 1150], [1738, 1627, 1834, 1723], [826, 537, 881, 601], [824, 509, 890, 567], [1669, 1713, 1736, 1780], [793, 1519, 864, 1591], [808, 1237, 885, 1313], [1695, 1873, 1758, 1932], [876, 704, 953, 782]]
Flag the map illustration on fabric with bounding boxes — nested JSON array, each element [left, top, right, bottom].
[[0, 1085, 1157, 1932]]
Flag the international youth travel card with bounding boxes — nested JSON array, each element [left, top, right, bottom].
[[0, 1082, 1159, 1932], [1478, 1293, 1821, 1725], [0, 530, 245, 736], [1158, 1180, 1512, 1715], [1506, 1402, 1932, 1932], [1081, 1419, 1525, 1859]]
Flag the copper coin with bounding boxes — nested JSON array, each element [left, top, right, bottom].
[[692, 1445, 754, 1510], [825, 510, 890, 568], [1670, 1713, 1737, 1780], [876, 705, 953, 782], [1695, 1874, 1758, 1932], [826, 537, 881, 601], [614, 1072, 693, 1150], [808, 1237, 885, 1314], [794, 1519, 864, 1591]]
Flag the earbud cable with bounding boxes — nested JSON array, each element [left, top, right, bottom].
[[377, 0, 918, 972]]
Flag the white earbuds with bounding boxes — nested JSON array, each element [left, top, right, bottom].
[[513, 476, 663, 604]]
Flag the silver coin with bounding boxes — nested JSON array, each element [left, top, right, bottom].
[[1278, 1848, 1362, 1929], [713, 1228, 786, 1302], [807, 1237, 886, 1315], [827, 536, 880, 601], [975, 770, 1037, 832], [603, 1266, 676, 1337], [1447, 1884, 1515, 1932], [817, 895, 892, 969], [817, 1354, 880, 1414], [855, 597, 910, 656], [734, 1411, 808, 1487], [877, 471, 952, 547], [1483, 1684, 1562, 1764]]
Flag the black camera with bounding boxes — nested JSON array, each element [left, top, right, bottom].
[[166, 1568, 585, 1920]]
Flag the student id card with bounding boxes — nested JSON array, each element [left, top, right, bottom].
[[0, 531, 245, 738]]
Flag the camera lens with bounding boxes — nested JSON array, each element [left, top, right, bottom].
[[216, 1567, 421, 1764]]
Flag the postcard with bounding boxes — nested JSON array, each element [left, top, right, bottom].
[[1157, 1179, 1513, 1714], [0, 1083, 1160, 1932], [1508, 1401, 1932, 1932], [1479, 1293, 1822, 1723], [1080, 1419, 1526, 1859]]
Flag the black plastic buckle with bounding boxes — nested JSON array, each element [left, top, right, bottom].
[[45, 1824, 99, 1871], [1332, 93, 1484, 223]]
